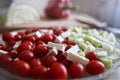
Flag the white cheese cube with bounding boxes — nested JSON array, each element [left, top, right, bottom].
[[48, 47, 58, 56], [60, 30, 71, 38], [47, 42, 66, 52], [0, 50, 8, 55], [66, 45, 80, 54], [40, 29, 53, 34], [27, 31, 42, 38], [96, 51, 108, 56], [66, 53, 89, 65], [55, 36, 64, 43], [13, 41, 21, 49]]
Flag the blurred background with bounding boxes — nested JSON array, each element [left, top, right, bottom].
[[0, 0, 120, 28]]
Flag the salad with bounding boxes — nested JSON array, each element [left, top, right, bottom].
[[0, 26, 120, 80]]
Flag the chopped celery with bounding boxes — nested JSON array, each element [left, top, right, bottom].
[[78, 42, 88, 51], [84, 36, 102, 48], [99, 56, 112, 69]]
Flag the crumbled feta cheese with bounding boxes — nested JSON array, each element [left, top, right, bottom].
[[55, 36, 64, 43]]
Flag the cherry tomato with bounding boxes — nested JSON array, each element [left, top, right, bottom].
[[56, 53, 66, 62], [65, 44, 74, 51], [4, 46, 13, 52], [8, 60, 30, 77], [18, 32, 26, 38], [18, 50, 34, 62], [31, 65, 48, 79], [29, 58, 41, 68], [35, 40, 46, 46], [42, 55, 57, 67], [0, 54, 12, 68], [22, 41, 33, 47], [7, 52, 17, 59], [61, 27, 68, 32], [54, 30, 63, 35], [15, 34, 22, 41], [25, 29, 33, 34], [85, 52, 98, 61], [68, 63, 84, 78], [60, 58, 72, 69], [41, 34, 54, 43], [22, 36, 36, 43], [2, 32, 15, 42], [17, 43, 32, 53], [49, 62, 68, 79], [0, 44, 5, 50], [86, 60, 106, 75], [7, 40, 16, 47], [33, 44, 49, 58]]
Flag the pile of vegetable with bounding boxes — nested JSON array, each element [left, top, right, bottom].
[[0, 27, 119, 79]]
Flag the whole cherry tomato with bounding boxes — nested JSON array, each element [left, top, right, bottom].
[[54, 30, 63, 35], [22, 36, 36, 43], [60, 58, 72, 69], [33, 44, 49, 58], [68, 63, 84, 78], [0, 54, 13, 68], [15, 34, 22, 41], [31, 65, 48, 79], [65, 44, 74, 51], [35, 40, 46, 46], [18, 32, 26, 38], [2, 32, 15, 42], [29, 58, 41, 68], [86, 60, 106, 75], [8, 60, 31, 77], [49, 62, 68, 79], [42, 55, 57, 67], [22, 41, 33, 47], [17, 43, 32, 53], [85, 52, 98, 61], [18, 50, 34, 62], [41, 34, 54, 43]]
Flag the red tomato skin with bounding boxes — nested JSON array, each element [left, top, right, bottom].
[[2, 32, 15, 42], [15, 34, 22, 41], [49, 62, 68, 79], [17, 43, 32, 53], [29, 58, 41, 68], [0, 54, 12, 68], [85, 52, 98, 61], [22, 41, 33, 47], [54, 30, 63, 35], [60, 58, 72, 69], [7, 52, 17, 59], [0, 44, 5, 50], [8, 60, 31, 77], [33, 45, 49, 58], [86, 60, 106, 75], [68, 63, 84, 78], [35, 40, 46, 46], [31, 65, 48, 79], [65, 44, 74, 51], [18, 50, 34, 62], [42, 55, 57, 67], [41, 34, 54, 43], [22, 36, 36, 43]]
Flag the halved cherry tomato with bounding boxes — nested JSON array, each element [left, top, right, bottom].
[[68, 63, 84, 78], [18, 50, 34, 62], [31, 65, 48, 79], [49, 62, 68, 79], [85, 52, 98, 61], [86, 60, 106, 75]]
